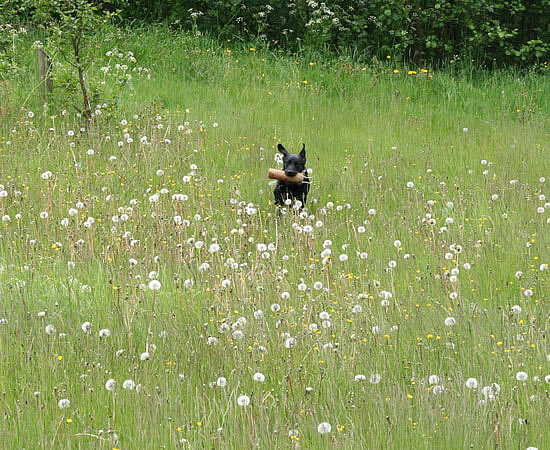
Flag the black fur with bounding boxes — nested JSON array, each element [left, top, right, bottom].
[[273, 143, 310, 207]]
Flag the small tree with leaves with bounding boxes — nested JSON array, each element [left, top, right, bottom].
[[34, 0, 121, 123]]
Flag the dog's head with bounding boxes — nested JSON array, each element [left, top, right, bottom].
[[278, 143, 306, 178]]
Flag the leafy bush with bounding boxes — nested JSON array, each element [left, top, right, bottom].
[[116, 0, 550, 66], [3, 0, 550, 66]]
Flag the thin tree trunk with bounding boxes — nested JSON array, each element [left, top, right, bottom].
[[38, 49, 53, 96], [413, 7, 425, 66], [73, 38, 92, 123]]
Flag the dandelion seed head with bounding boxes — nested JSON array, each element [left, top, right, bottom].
[[253, 372, 265, 382], [516, 371, 528, 382], [237, 394, 250, 406], [369, 373, 381, 384], [99, 328, 111, 338], [284, 337, 297, 348], [445, 317, 456, 327], [123, 379, 136, 390], [105, 378, 116, 391], [148, 279, 161, 290]]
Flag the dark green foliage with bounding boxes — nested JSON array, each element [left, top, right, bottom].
[[4, 0, 550, 65], [116, 0, 550, 66]]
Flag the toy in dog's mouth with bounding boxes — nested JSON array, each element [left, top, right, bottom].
[[268, 168, 305, 185]]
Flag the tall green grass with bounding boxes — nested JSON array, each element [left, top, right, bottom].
[[1, 26, 549, 449]]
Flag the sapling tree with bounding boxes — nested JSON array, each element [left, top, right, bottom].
[[34, 0, 121, 123]]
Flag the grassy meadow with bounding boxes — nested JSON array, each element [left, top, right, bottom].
[[1, 26, 550, 449]]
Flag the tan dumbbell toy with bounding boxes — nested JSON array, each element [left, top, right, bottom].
[[267, 168, 305, 185]]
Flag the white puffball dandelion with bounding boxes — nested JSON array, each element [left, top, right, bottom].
[[516, 371, 528, 382], [369, 373, 381, 384], [445, 317, 456, 327], [105, 379, 116, 391], [123, 379, 136, 390], [237, 394, 250, 406], [216, 377, 227, 387], [253, 372, 265, 383], [232, 330, 243, 340], [57, 398, 70, 409], [81, 322, 92, 333], [148, 280, 161, 290], [99, 328, 111, 338], [317, 422, 332, 434], [284, 337, 297, 348], [465, 378, 478, 389]]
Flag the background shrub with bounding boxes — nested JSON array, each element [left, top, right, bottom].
[[3, 0, 550, 66]]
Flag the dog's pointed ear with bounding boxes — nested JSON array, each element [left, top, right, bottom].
[[299, 143, 306, 161], [277, 143, 289, 156]]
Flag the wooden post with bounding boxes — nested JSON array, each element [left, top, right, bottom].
[[38, 49, 53, 95]]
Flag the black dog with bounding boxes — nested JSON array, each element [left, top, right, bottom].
[[273, 143, 310, 207]]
